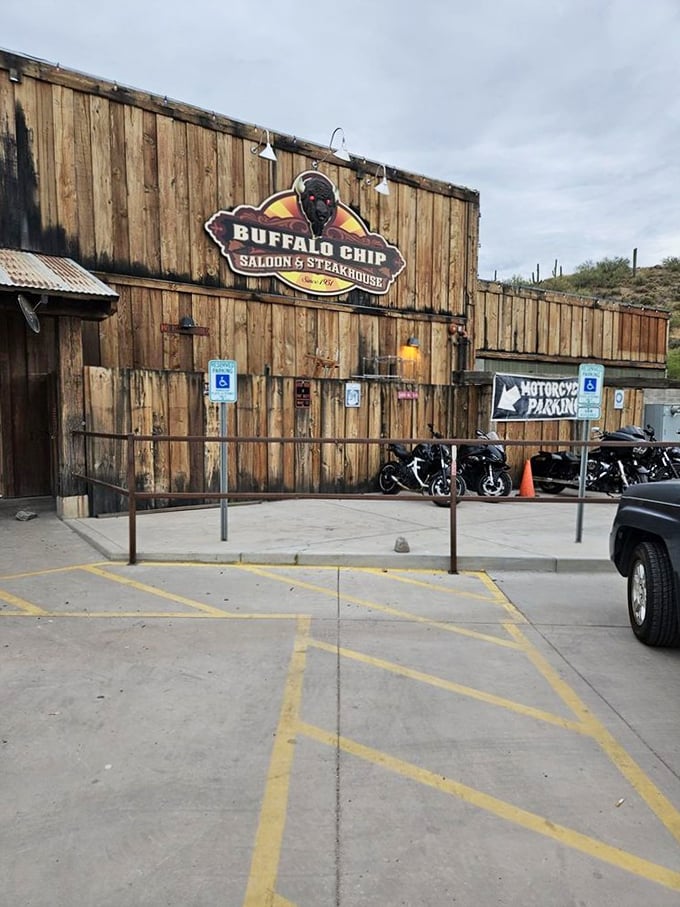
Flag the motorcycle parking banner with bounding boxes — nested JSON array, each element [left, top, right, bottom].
[[492, 373, 578, 421]]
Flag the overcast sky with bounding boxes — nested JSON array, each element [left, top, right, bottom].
[[4, 0, 680, 281]]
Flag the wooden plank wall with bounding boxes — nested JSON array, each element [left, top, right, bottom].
[[83, 367, 645, 512], [475, 281, 668, 366], [83, 366, 474, 512], [1, 58, 478, 322], [82, 279, 460, 386]]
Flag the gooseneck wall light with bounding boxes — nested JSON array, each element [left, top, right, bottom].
[[312, 127, 352, 169], [374, 163, 390, 196], [360, 163, 391, 196], [250, 129, 277, 161]]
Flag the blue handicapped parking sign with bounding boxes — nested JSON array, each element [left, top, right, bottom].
[[208, 359, 237, 402]]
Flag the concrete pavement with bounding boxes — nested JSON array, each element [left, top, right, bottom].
[[61, 493, 620, 572]]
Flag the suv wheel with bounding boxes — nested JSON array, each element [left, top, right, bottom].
[[628, 540, 680, 647]]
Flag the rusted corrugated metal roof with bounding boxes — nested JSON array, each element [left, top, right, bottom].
[[0, 250, 118, 300]]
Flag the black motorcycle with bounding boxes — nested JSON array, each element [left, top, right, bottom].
[[632, 424, 680, 482], [530, 448, 581, 494], [587, 426, 650, 493], [377, 425, 466, 504], [424, 426, 467, 507], [532, 426, 649, 494], [458, 430, 512, 496]]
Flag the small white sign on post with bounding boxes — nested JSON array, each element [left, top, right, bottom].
[[614, 388, 625, 410]]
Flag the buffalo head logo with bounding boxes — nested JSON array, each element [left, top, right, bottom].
[[293, 173, 340, 237]]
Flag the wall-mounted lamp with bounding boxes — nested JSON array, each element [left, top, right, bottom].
[[312, 126, 351, 169], [360, 163, 390, 195], [250, 129, 277, 161], [9, 68, 21, 84], [406, 336, 420, 348], [161, 315, 208, 336], [328, 126, 351, 161], [374, 164, 390, 196]]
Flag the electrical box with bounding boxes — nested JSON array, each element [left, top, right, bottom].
[[643, 403, 680, 441]]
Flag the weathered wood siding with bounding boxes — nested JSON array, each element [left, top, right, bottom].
[[476, 280, 668, 367], [80, 279, 461, 386], [0, 53, 479, 322], [83, 367, 476, 512], [83, 367, 645, 512]]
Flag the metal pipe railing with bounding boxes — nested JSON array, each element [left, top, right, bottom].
[[72, 430, 664, 570]]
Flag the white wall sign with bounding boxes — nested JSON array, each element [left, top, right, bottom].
[[345, 382, 361, 408]]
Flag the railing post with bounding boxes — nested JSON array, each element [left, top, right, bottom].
[[127, 433, 137, 565], [449, 443, 458, 574]]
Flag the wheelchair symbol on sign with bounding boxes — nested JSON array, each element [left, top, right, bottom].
[[583, 377, 597, 393], [216, 374, 230, 388]]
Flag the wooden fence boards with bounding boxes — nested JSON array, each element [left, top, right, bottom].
[[476, 281, 668, 367]]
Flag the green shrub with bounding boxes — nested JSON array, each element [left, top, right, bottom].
[[573, 257, 631, 289], [539, 275, 577, 293], [666, 346, 680, 378], [662, 256, 680, 271]]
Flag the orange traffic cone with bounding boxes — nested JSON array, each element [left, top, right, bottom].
[[518, 459, 535, 497]]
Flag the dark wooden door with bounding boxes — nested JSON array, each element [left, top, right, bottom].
[[0, 311, 58, 498]]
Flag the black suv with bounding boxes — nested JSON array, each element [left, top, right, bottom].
[[610, 479, 680, 647]]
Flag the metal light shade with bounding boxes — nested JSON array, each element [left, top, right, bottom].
[[251, 129, 277, 162], [259, 141, 277, 161], [329, 127, 351, 162], [373, 164, 390, 195], [407, 336, 419, 348], [332, 139, 351, 162]]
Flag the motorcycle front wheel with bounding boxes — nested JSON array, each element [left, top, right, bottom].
[[477, 470, 512, 497], [378, 462, 401, 495], [428, 470, 466, 507]]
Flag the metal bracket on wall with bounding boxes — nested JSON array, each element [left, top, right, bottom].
[[161, 323, 209, 336]]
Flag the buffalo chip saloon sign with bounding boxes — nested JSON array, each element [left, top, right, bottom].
[[205, 171, 405, 297], [492, 373, 579, 421]]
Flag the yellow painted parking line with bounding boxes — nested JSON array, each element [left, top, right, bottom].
[[242, 617, 310, 907], [51, 611, 300, 620], [504, 621, 680, 846], [360, 567, 512, 606], [300, 721, 680, 893], [272, 895, 297, 907], [0, 562, 109, 580], [473, 570, 529, 618], [242, 565, 523, 649], [310, 638, 586, 734], [81, 565, 242, 617], [0, 587, 48, 615]]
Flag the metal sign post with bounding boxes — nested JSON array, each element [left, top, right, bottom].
[[575, 363, 604, 542], [208, 359, 238, 541], [220, 403, 228, 540], [449, 444, 458, 574]]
